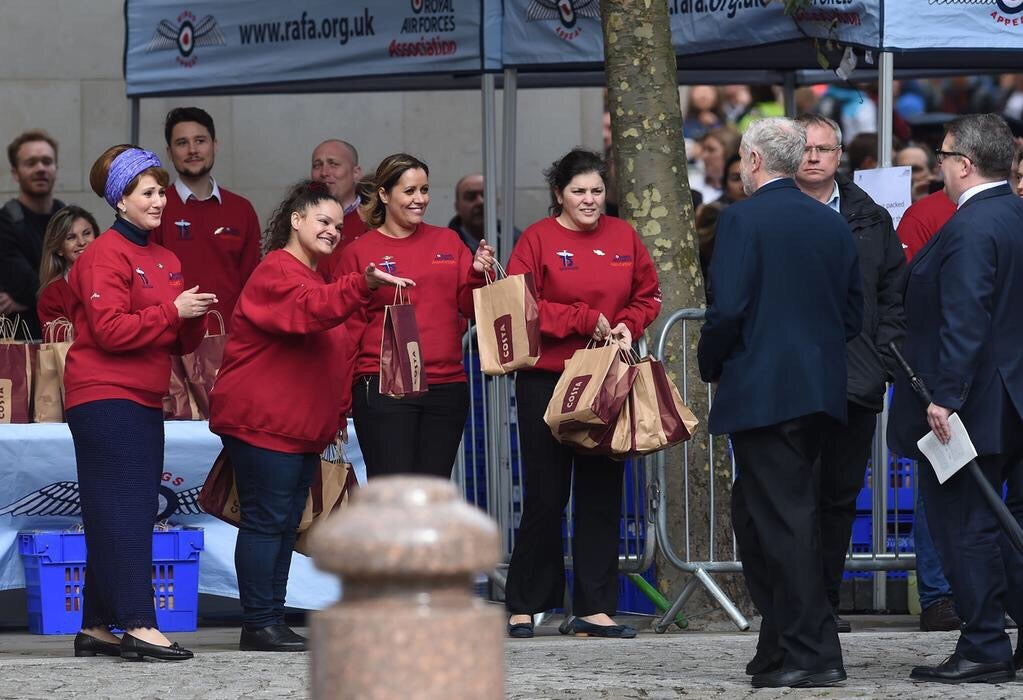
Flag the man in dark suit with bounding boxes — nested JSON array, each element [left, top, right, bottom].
[[888, 113, 1023, 684], [699, 117, 863, 688]]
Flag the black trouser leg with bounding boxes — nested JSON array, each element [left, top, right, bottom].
[[1001, 457, 1023, 628], [571, 454, 624, 617], [818, 402, 877, 610], [730, 414, 843, 672], [731, 474, 780, 657]]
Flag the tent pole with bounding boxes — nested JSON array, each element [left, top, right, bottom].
[[482, 73, 499, 253], [782, 73, 797, 117], [130, 97, 140, 145], [500, 68, 518, 264], [877, 52, 894, 168]]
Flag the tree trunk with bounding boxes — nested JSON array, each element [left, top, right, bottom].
[[599, 0, 753, 623]]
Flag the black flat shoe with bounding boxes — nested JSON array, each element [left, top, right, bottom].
[[745, 648, 783, 675], [910, 652, 1015, 684], [507, 621, 534, 638], [120, 633, 194, 661], [751, 666, 846, 688], [73, 632, 121, 658], [240, 623, 308, 652], [571, 618, 636, 639]]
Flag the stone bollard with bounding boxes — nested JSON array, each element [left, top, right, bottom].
[[308, 475, 503, 700]]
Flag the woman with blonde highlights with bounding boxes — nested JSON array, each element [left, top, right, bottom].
[[36, 205, 99, 329]]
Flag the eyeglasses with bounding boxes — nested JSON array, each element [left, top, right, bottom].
[[803, 145, 842, 155], [936, 150, 971, 165]]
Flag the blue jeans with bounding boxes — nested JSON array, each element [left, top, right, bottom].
[[914, 488, 953, 609], [223, 436, 318, 628]]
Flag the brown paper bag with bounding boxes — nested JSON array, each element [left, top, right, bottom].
[[294, 444, 358, 555], [181, 311, 228, 419], [544, 342, 635, 434], [379, 286, 427, 398], [0, 315, 35, 424], [472, 262, 540, 376], [33, 319, 73, 423], [624, 358, 699, 456], [197, 448, 242, 525], [163, 354, 203, 420]]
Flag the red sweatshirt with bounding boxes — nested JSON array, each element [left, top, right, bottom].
[[337, 223, 484, 385], [37, 277, 77, 329], [209, 249, 372, 453], [896, 190, 956, 262], [64, 222, 206, 410], [152, 184, 261, 325], [319, 207, 369, 282], [507, 215, 662, 374]]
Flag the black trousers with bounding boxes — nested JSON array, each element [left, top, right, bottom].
[[67, 399, 163, 631], [504, 371, 624, 617], [731, 413, 843, 672], [919, 450, 1023, 663], [352, 375, 469, 479], [818, 402, 878, 610]]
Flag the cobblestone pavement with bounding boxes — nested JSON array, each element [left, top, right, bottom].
[[0, 617, 1019, 699]]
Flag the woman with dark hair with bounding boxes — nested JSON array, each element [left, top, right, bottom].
[[337, 153, 495, 479], [693, 126, 741, 205], [504, 148, 661, 639], [718, 153, 747, 206], [209, 180, 411, 652], [65, 144, 218, 661], [37, 205, 100, 328]]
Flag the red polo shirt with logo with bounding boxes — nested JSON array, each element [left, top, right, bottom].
[[64, 223, 206, 410], [507, 215, 662, 374], [152, 181, 261, 325], [336, 222, 484, 386]]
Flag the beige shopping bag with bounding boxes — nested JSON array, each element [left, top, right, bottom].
[[544, 342, 635, 435], [33, 319, 73, 423], [472, 262, 540, 376], [624, 357, 699, 456]]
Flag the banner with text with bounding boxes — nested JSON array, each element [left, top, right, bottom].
[[883, 0, 1023, 51], [125, 0, 483, 96]]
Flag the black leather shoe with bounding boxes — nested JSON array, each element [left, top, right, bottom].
[[834, 612, 851, 634], [120, 633, 194, 661], [751, 667, 847, 688], [920, 598, 962, 632], [73, 632, 121, 658], [507, 622, 534, 638], [910, 653, 1015, 684], [745, 648, 783, 675], [239, 623, 308, 652], [571, 618, 636, 639]]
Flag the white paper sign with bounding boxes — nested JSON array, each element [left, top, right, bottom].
[[853, 166, 912, 229], [916, 413, 978, 484]]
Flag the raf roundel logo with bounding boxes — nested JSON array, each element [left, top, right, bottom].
[[526, 0, 599, 40], [146, 11, 226, 68], [411, 0, 424, 13], [998, 0, 1023, 12]]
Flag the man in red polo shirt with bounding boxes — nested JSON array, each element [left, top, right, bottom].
[[311, 139, 368, 280], [152, 107, 260, 325]]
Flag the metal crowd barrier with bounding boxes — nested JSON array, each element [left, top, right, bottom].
[[651, 308, 917, 633]]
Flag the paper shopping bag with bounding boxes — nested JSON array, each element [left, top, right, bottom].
[[625, 358, 699, 456], [163, 354, 203, 420], [181, 311, 228, 419], [294, 442, 358, 556], [472, 262, 540, 376], [379, 287, 427, 398], [544, 342, 635, 434], [558, 391, 633, 457], [33, 319, 73, 423], [197, 448, 242, 526], [0, 315, 35, 424]]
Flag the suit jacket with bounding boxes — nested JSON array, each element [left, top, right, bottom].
[[888, 184, 1023, 460], [698, 178, 863, 435]]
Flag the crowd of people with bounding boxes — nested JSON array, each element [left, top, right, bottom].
[[0, 76, 1021, 686]]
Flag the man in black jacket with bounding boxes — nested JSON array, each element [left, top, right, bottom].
[[795, 114, 907, 632]]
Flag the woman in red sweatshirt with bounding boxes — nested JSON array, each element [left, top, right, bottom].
[[37, 206, 99, 331], [208, 180, 410, 652], [504, 149, 661, 640], [65, 145, 217, 661], [337, 153, 494, 479]]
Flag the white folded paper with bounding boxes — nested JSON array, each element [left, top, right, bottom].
[[917, 413, 978, 484]]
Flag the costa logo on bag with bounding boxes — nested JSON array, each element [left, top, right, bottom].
[[495, 314, 514, 363], [562, 375, 591, 412], [406, 341, 422, 393], [0, 379, 9, 423]]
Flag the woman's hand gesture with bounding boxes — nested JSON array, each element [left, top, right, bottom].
[[174, 286, 218, 319], [473, 239, 496, 274], [364, 263, 416, 291]]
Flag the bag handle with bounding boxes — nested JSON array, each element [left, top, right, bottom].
[[205, 310, 226, 337], [43, 318, 74, 344], [0, 314, 31, 342], [391, 284, 412, 306], [482, 260, 508, 286]]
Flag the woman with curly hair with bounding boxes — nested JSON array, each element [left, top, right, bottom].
[[208, 180, 411, 652]]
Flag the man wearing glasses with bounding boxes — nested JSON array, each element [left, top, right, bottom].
[[889, 114, 1023, 684], [794, 114, 907, 635]]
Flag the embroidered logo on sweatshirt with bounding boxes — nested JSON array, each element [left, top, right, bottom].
[[611, 254, 633, 267], [135, 267, 153, 288], [556, 250, 576, 270], [432, 252, 456, 264], [214, 226, 241, 238], [379, 256, 398, 273], [168, 272, 184, 288], [175, 219, 191, 240]]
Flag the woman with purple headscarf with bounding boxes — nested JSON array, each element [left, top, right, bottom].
[[63, 144, 218, 661]]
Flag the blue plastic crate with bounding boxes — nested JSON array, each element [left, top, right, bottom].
[[18, 528, 204, 635]]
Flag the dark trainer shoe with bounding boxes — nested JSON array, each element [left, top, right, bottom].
[[910, 652, 1015, 684], [920, 598, 962, 632], [240, 623, 308, 652]]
